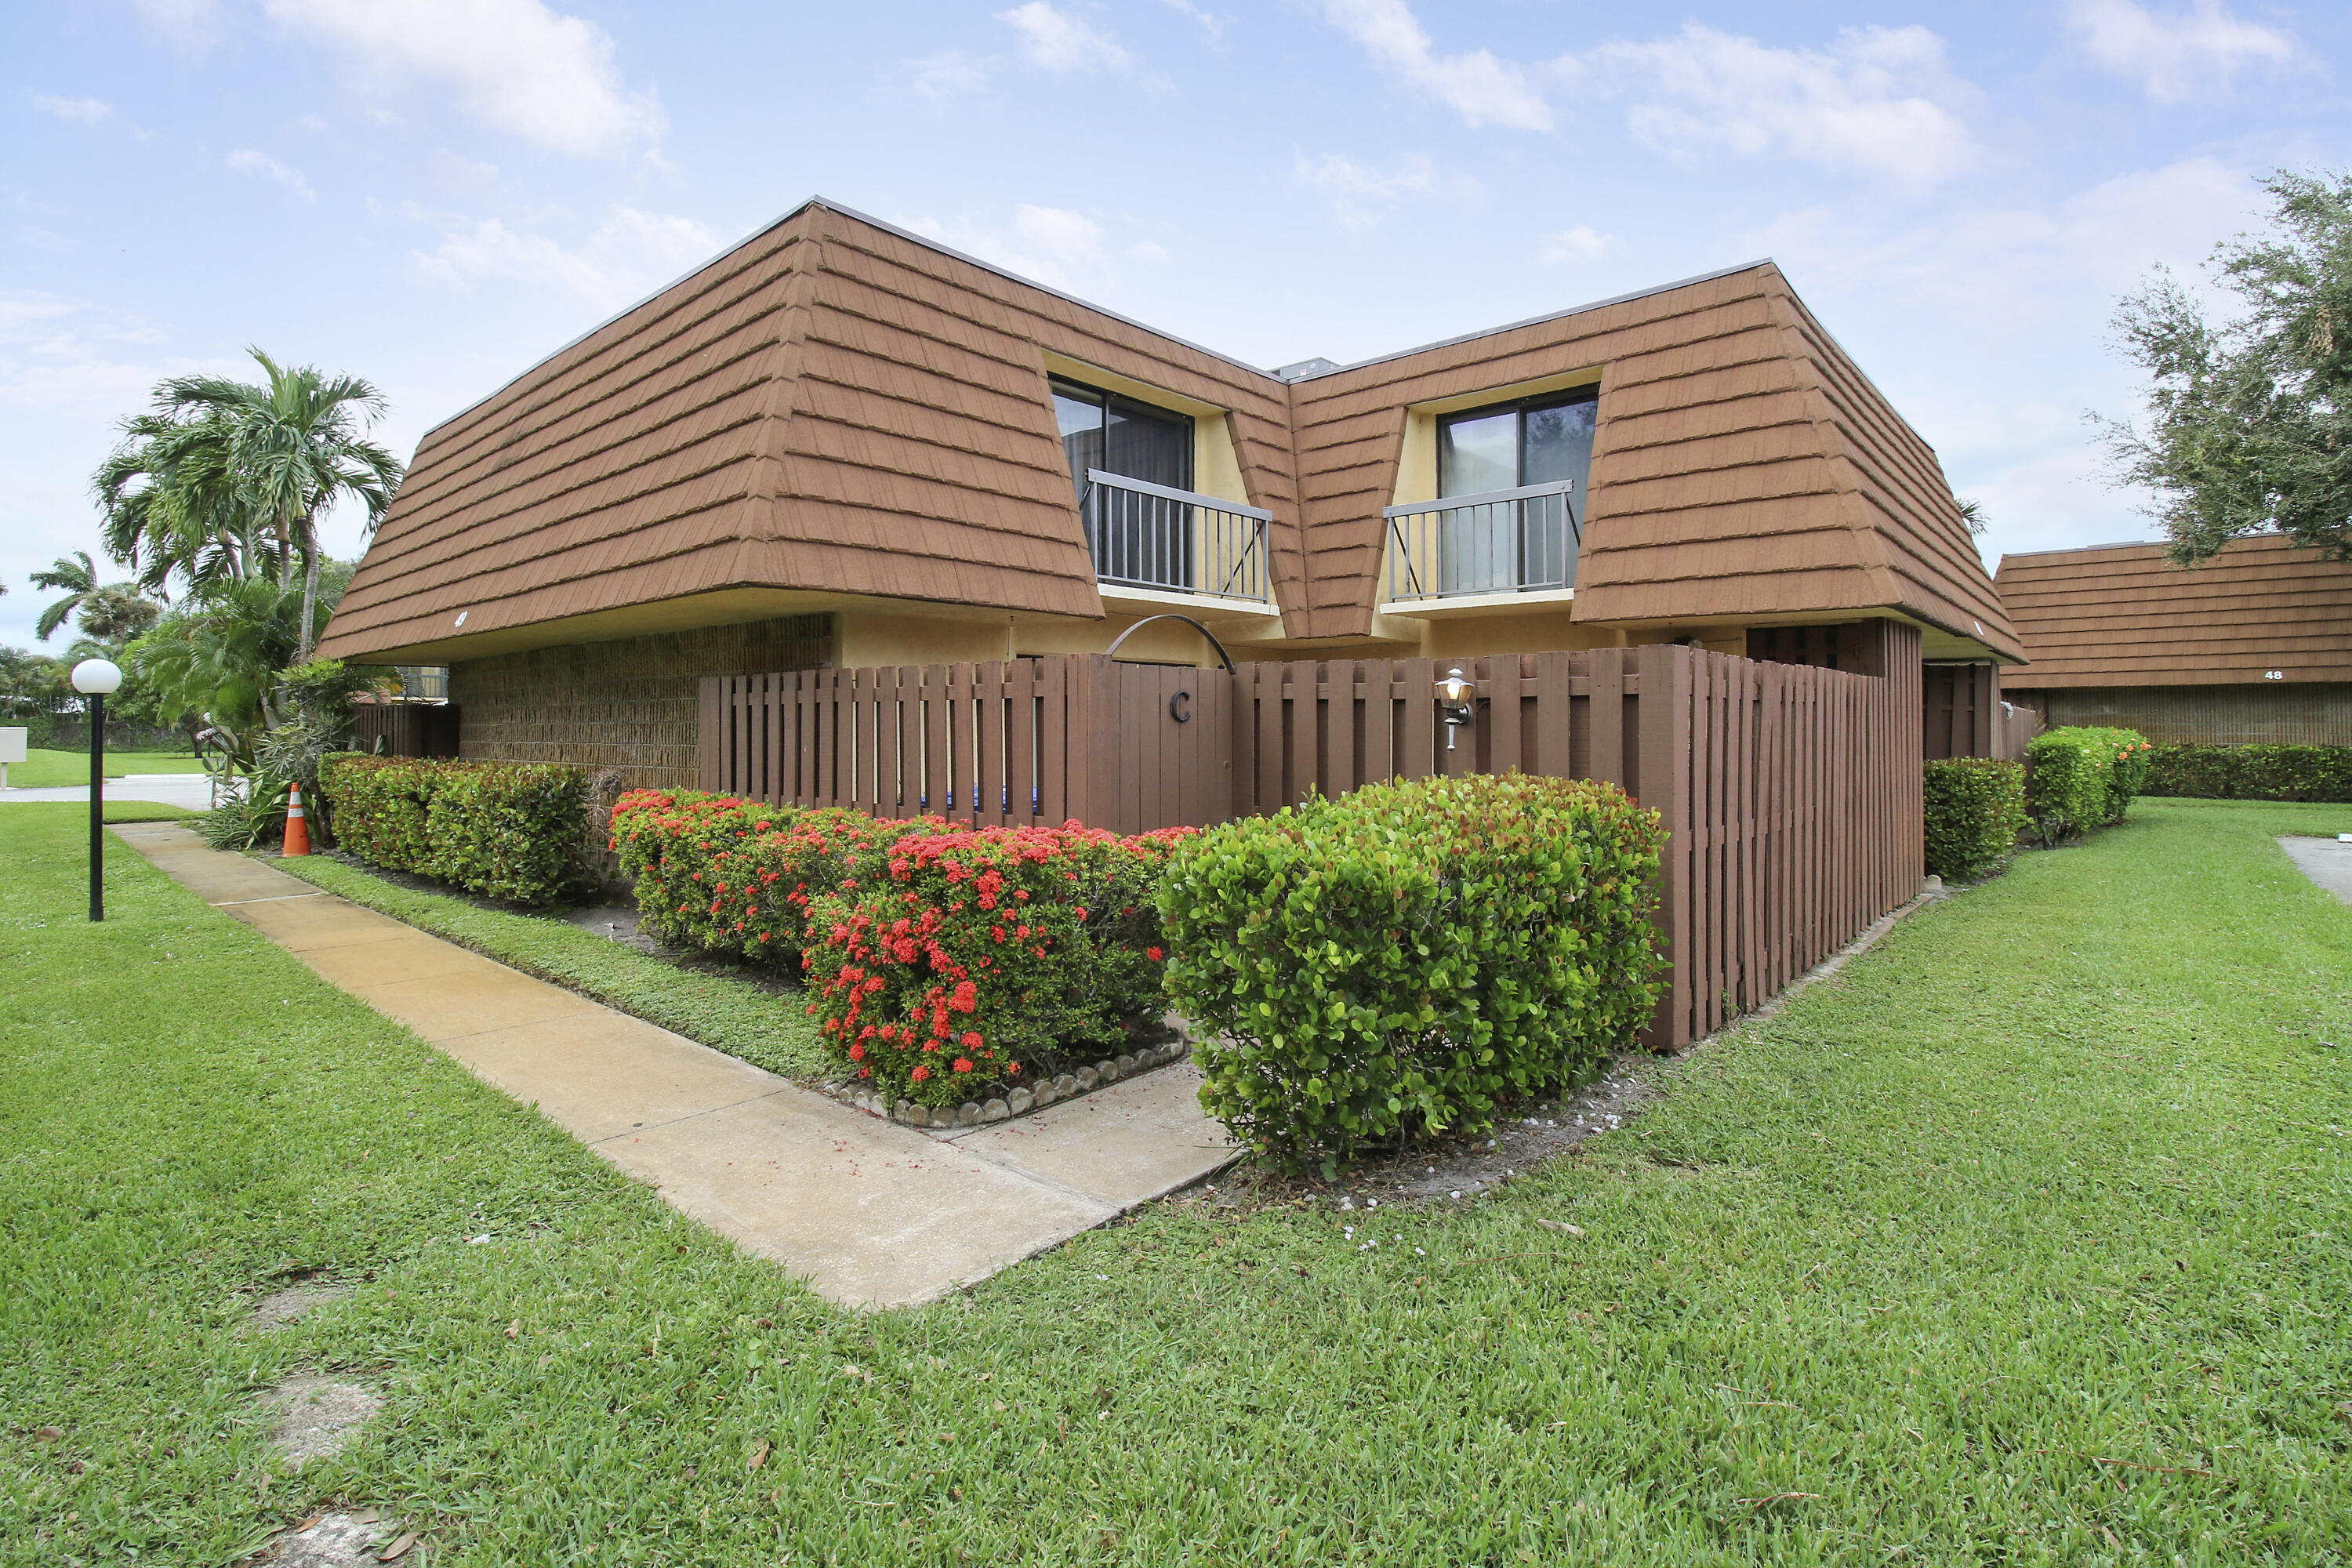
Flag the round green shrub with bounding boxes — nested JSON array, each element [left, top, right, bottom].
[[1156, 772, 1667, 1176], [2023, 727, 2151, 844], [1923, 757, 2026, 880]]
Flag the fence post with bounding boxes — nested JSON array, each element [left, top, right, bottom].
[[1637, 643, 1692, 1049], [698, 674, 724, 791], [1065, 655, 1121, 829]]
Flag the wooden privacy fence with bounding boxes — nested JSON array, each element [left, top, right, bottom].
[[699, 638, 1922, 1046], [352, 701, 460, 759]]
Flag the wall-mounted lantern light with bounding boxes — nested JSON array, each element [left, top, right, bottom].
[[1437, 666, 1475, 751]]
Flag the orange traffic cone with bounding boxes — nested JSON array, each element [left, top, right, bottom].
[[283, 782, 312, 857]]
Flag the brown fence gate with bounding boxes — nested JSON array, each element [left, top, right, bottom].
[[701, 631, 1922, 1046]]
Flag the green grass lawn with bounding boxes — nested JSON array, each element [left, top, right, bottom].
[[2, 798, 2347, 1566], [3, 748, 206, 789]]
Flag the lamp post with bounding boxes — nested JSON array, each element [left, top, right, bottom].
[[1437, 666, 1475, 752], [71, 659, 123, 923]]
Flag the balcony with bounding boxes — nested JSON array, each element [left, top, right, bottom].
[[1082, 468, 1274, 608], [1380, 479, 1582, 608]]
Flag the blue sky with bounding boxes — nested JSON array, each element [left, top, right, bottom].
[[5, 0, 2346, 651]]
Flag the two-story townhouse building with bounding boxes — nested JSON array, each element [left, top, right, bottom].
[[318, 198, 2019, 788]]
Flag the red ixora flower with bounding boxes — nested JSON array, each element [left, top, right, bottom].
[[960, 1030, 982, 1049], [848, 1043, 866, 1062], [952, 1058, 974, 1073], [911, 1065, 931, 1083], [1146, 946, 1163, 961]]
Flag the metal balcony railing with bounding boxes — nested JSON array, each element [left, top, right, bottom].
[[394, 666, 451, 702], [1381, 479, 1582, 604], [1083, 469, 1274, 605]]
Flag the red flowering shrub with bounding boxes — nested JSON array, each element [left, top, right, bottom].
[[803, 822, 1193, 1106], [609, 790, 900, 965]]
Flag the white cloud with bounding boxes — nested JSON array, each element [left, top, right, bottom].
[[1013, 204, 1103, 265], [1319, 0, 1552, 131], [0, 289, 225, 419], [227, 149, 317, 203], [1293, 151, 1480, 228], [2068, 0, 2292, 104], [1162, 0, 1222, 44], [32, 95, 114, 126], [133, 0, 220, 53], [996, 3, 1130, 72], [1742, 155, 2256, 320], [1316, 4, 1972, 180], [1577, 24, 1975, 185], [911, 49, 992, 103], [262, 0, 665, 157], [426, 150, 500, 196], [897, 204, 1123, 290], [1733, 157, 2268, 560], [1540, 225, 1619, 264], [408, 207, 719, 310]]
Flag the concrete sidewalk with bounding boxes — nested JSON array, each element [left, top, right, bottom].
[[113, 823, 1238, 1308], [4, 773, 216, 810], [2281, 834, 2352, 908]]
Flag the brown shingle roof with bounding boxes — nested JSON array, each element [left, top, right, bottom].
[[321, 201, 2012, 664], [320, 201, 1298, 660], [1285, 262, 2017, 655], [1996, 535, 2352, 688]]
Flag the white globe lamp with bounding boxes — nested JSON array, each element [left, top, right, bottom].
[[70, 658, 125, 921]]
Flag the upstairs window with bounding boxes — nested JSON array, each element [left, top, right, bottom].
[[1438, 386, 1598, 499], [1399, 385, 1597, 597], [1051, 376, 1192, 496]]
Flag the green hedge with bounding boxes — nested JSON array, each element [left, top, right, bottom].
[[2023, 727, 2151, 845], [2143, 743, 2352, 803], [1923, 757, 2027, 880], [1157, 773, 1667, 1176], [318, 753, 588, 905]]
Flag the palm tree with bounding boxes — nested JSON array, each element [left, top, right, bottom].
[[154, 350, 403, 661], [31, 551, 97, 641], [94, 409, 281, 596]]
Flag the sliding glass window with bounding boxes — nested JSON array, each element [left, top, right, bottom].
[[1051, 377, 1192, 495], [1052, 376, 1196, 590], [1432, 386, 1596, 593]]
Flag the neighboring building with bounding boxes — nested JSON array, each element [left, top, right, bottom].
[[1996, 535, 2352, 746], [318, 197, 2018, 787]]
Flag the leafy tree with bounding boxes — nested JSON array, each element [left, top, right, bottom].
[[0, 646, 68, 728], [131, 580, 307, 769], [93, 408, 282, 595], [2099, 169, 2352, 563], [31, 551, 98, 641], [73, 583, 162, 646], [148, 350, 403, 660], [126, 561, 367, 769]]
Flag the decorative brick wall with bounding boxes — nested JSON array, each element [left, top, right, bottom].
[[2018, 683, 2352, 746], [450, 615, 831, 788]]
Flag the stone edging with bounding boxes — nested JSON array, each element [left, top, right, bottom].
[[822, 1038, 1193, 1130]]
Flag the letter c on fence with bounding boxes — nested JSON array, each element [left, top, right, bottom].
[[1169, 690, 1192, 724]]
